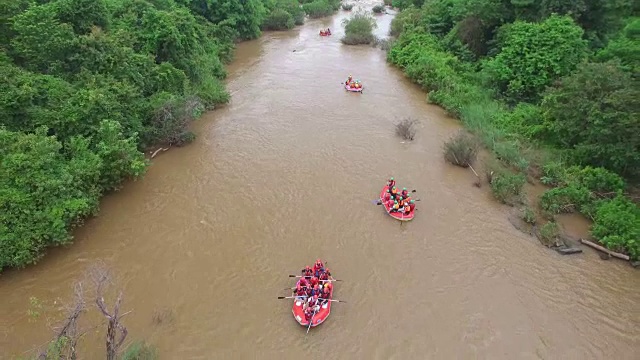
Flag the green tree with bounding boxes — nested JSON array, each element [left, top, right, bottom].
[[10, 3, 79, 75], [262, 8, 295, 30], [177, 0, 266, 40], [596, 17, 640, 76], [93, 120, 148, 191], [0, 60, 74, 133], [541, 62, 640, 176], [0, 128, 101, 269], [575, 0, 635, 47], [483, 14, 588, 103], [55, 0, 110, 34], [0, 0, 31, 49]]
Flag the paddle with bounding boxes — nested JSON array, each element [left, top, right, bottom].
[[318, 298, 346, 303], [374, 189, 417, 203], [288, 275, 342, 281], [374, 199, 421, 205], [279, 296, 346, 304], [278, 295, 306, 299]]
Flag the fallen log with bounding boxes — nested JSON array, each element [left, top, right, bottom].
[[580, 239, 629, 261], [151, 147, 170, 159], [554, 246, 583, 255]]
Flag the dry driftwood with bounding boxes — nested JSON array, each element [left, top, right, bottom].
[[580, 239, 630, 261], [37, 282, 86, 360], [91, 265, 129, 360], [151, 147, 170, 158]]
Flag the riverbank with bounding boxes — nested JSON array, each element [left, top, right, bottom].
[[0, 0, 345, 273], [385, 4, 640, 263]]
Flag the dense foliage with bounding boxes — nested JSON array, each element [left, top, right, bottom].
[[302, 0, 341, 19], [342, 12, 377, 45], [262, 0, 306, 30], [388, 1, 640, 258], [0, 0, 285, 271]]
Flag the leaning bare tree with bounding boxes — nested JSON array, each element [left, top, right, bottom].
[[90, 265, 129, 360], [38, 282, 87, 360]]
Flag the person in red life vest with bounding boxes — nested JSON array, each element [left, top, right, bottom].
[[320, 285, 331, 304], [382, 189, 391, 202], [323, 282, 333, 298], [301, 265, 313, 278], [403, 203, 412, 215], [304, 303, 316, 321], [408, 199, 416, 213], [309, 276, 319, 288], [387, 177, 395, 189], [297, 277, 309, 289], [319, 270, 329, 281], [401, 187, 409, 198], [312, 259, 324, 275], [319, 268, 332, 281], [310, 284, 322, 297], [295, 286, 307, 297], [385, 196, 395, 209], [306, 294, 319, 312]]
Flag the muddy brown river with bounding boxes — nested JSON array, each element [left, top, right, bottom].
[[1, 4, 639, 359]]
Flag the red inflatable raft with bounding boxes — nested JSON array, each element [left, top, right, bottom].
[[291, 281, 334, 328], [380, 185, 415, 221], [345, 84, 363, 92]]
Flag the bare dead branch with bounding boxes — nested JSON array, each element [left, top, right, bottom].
[[37, 282, 87, 360], [90, 265, 128, 360], [151, 147, 170, 158]]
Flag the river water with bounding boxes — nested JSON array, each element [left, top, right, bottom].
[[1, 4, 638, 359]]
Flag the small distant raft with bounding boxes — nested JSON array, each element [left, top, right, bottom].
[[380, 185, 415, 221], [344, 75, 363, 92], [319, 29, 332, 36], [345, 84, 363, 92]]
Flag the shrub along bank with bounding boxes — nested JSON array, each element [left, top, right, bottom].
[[0, 0, 313, 272], [342, 12, 377, 45], [301, 0, 341, 19], [387, 1, 640, 259]]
